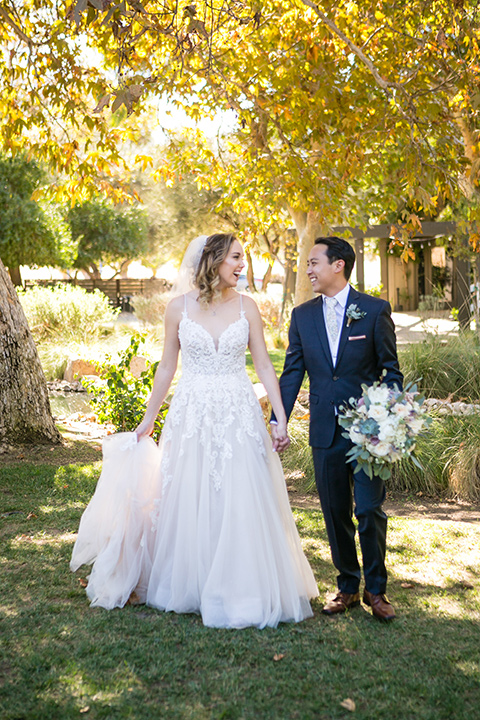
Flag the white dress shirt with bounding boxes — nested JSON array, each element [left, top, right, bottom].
[[322, 284, 351, 365]]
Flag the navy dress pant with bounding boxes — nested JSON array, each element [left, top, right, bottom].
[[312, 422, 388, 595]]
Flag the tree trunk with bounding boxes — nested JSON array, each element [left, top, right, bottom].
[[281, 230, 297, 321], [85, 263, 102, 280], [119, 259, 131, 279], [8, 265, 23, 287], [261, 261, 273, 292], [245, 248, 257, 292], [0, 258, 61, 447], [452, 240, 472, 329], [288, 208, 323, 305]]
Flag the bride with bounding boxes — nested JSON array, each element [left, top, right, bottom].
[[71, 233, 318, 628]]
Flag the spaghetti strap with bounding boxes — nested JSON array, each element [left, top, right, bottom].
[[183, 293, 188, 317]]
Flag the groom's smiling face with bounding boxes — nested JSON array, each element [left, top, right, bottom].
[[307, 244, 346, 296]]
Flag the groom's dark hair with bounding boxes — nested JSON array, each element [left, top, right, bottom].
[[314, 236, 356, 281]]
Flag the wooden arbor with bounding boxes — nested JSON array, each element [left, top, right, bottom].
[[333, 222, 472, 325]]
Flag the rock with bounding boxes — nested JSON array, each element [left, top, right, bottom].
[[64, 359, 99, 383], [129, 356, 147, 378], [424, 398, 480, 416], [47, 379, 86, 393], [82, 375, 106, 389], [253, 383, 270, 415]]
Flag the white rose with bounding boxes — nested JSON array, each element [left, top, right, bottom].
[[378, 420, 397, 443], [367, 441, 391, 458], [367, 386, 391, 404], [368, 404, 389, 423], [409, 417, 426, 434], [393, 403, 411, 418], [349, 428, 366, 445]]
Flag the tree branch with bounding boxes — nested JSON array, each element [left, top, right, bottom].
[[0, 6, 32, 45], [297, 0, 441, 163]]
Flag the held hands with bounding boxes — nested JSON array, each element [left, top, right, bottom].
[[270, 422, 291, 453]]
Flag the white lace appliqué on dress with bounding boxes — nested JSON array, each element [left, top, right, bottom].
[[160, 313, 264, 492]]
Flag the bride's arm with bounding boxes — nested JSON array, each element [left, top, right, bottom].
[[136, 298, 182, 439], [244, 296, 290, 451]]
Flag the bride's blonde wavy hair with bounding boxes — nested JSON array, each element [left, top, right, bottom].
[[194, 233, 237, 307]]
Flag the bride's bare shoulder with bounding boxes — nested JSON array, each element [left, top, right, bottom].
[[240, 293, 261, 315], [165, 294, 188, 321]]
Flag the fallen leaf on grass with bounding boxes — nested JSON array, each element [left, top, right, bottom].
[[26, 512, 37, 520], [273, 653, 285, 661], [80, 706, 90, 714], [401, 582, 415, 589], [78, 578, 88, 588], [340, 698, 356, 711], [460, 581, 474, 590]]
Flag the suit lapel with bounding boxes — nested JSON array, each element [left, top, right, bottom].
[[335, 287, 361, 368], [311, 296, 334, 370]]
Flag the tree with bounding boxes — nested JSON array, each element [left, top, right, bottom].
[[0, 257, 61, 447], [61, 0, 480, 302], [130, 158, 225, 274], [0, 1, 143, 203], [0, 154, 70, 286], [67, 199, 150, 278]]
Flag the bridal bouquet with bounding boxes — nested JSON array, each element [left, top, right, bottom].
[[338, 375, 432, 480]]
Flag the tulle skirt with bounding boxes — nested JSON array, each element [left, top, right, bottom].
[[71, 424, 318, 629]]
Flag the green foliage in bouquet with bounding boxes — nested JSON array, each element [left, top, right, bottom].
[[338, 372, 432, 481], [83, 334, 168, 442]]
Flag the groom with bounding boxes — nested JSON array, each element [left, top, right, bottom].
[[272, 237, 403, 621]]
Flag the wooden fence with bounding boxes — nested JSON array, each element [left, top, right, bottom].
[[23, 277, 170, 311]]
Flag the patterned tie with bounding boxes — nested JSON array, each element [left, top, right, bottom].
[[324, 296, 339, 343]]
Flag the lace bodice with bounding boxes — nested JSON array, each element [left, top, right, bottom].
[[157, 295, 266, 493], [179, 315, 249, 376]]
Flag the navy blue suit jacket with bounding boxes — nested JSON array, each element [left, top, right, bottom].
[[279, 287, 403, 448]]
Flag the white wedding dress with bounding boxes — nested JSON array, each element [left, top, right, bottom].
[[71, 296, 318, 628]]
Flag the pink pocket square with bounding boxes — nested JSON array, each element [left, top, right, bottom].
[[348, 335, 366, 341]]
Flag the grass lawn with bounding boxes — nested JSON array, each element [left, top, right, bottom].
[[246, 349, 286, 379], [1, 441, 480, 720]]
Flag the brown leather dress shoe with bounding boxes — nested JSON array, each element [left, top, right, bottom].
[[322, 591, 360, 615], [363, 590, 396, 621]]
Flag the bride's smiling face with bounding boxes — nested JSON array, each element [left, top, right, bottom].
[[218, 240, 245, 289]]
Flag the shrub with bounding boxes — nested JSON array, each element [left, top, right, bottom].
[[398, 332, 480, 401], [254, 292, 283, 331], [282, 416, 316, 493], [365, 283, 383, 298], [284, 411, 480, 502], [389, 414, 480, 501], [132, 291, 169, 325], [19, 284, 118, 343], [83, 333, 168, 442], [253, 292, 290, 348]]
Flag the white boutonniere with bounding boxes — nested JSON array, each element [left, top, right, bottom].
[[346, 303, 367, 327]]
